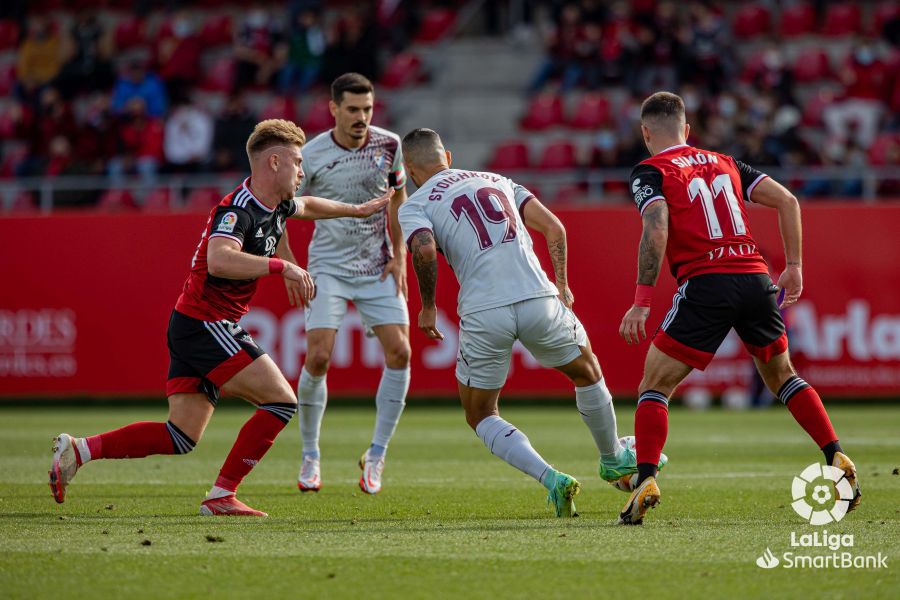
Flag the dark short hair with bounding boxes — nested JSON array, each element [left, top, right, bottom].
[[331, 73, 374, 104], [402, 128, 444, 166], [640, 91, 685, 123]]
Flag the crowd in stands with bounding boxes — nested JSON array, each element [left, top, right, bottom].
[[516, 0, 899, 198]]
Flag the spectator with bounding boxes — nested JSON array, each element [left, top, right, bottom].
[[111, 59, 168, 118], [16, 86, 77, 177], [683, 2, 734, 95], [211, 94, 256, 173], [279, 8, 327, 93], [156, 10, 203, 99], [108, 97, 164, 184], [163, 96, 214, 173], [54, 12, 115, 97], [527, 3, 582, 93], [750, 44, 796, 107], [233, 5, 284, 91], [823, 39, 890, 149], [76, 94, 118, 176], [15, 16, 62, 105], [323, 8, 378, 81]]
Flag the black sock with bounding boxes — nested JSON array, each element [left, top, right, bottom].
[[821, 440, 843, 465], [636, 462, 658, 486]]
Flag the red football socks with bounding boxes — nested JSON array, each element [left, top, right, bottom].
[[214, 404, 295, 492], [779, 377, 838, 449], [635, 391, 669, 481], [83, 422, 175, 462]]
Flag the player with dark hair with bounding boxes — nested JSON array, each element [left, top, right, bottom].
[[49, 119, 390, 517], [616, 91, 862, 524], [279, 73, 411, 495]]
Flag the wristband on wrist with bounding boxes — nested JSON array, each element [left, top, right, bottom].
[[786, 261, 802, 267], [634, 284, 653, 307], [268, 258, 285, 274]]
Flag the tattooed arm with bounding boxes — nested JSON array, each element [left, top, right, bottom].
[[522, 197, 574, 308], [620, 201, 669, 344], [410, 229, 443, 340]]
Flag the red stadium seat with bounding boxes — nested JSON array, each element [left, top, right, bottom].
[[520, 94, 564, 131], [792, 48, 831, 82], [200, 57, 235, 92], [487, 141, 530, 172], [0, 61, 16, 96], [8, 191, 37, 213], [97, 189, 138, 212], [142, 188, 172, 212], [0, 20, 19, 51], [872, 2, 900, 35], [537, 141, 578, 171], [301, 97, 334, 134], [801, 90, 836, 126], [370, 97, 390, 127], [822, 4, 861, 36], [200, 14, 233, 47], [260, 96, 299, 122], [732, 4, 771, 39], [380, 52, 423, 89], [415, 9, 457, 43], [114, 16, 146, 50], [551, 183, 587, 204], [567, 93, 611, 129], [867, 133, 900, 166], [779, 3, 815, 37], [184, 187, 221, 212]]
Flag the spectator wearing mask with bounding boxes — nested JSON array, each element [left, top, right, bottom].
[[233, 5, 284, 91], [823, 39, 890, 149], [111, 59, 168, 118], [278, 8, 327, 93], [55, 12, 115, 97], [108, 97, 164, 183], [15, 16, 62, 105], [157, 10, 203, 99], [211, 94, 256, 173], [163, 95, 214, 174]]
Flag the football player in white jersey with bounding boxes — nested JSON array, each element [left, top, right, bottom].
[[277, 74, 410, 495], [398, 128, 666, 517]]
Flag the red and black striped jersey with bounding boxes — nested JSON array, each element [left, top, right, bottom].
[[175, 177, 299, 322], [630, 144, 770, 284]]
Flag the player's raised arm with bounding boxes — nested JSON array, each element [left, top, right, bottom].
[[745, 175, 803, 307], [410, 229, 443, 340], [522, 198, 573, 308], [207, 237, 315, 302], [620, 200, 669, 345], [292, 190, 392, 220]]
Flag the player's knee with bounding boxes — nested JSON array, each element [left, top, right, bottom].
[[167, 420, 199, 455], [573, 353, 602, 386], [464, 407, 497, 430], [304, 351, 331, 375], [384, 342, 411, 369]]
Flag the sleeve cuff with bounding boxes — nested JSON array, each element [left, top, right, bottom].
[[639, 196, 665, 215], [518, 195, 536, 219], [746, 174, 768, 202], [209, 232, 244, 248], [405, 227, 433, 252]]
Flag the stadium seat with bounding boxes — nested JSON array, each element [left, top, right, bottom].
[[370, 97, 390, 127], [872, 2, 900, 35], [487, 141, 530, 172], [0, 61, 16, 96], [380, 52, 423, 89], [520, 94, 564, 131], [779, 2, 815, 37], [536, 141, 578, 171], [200, 57, 235, 92], [867, 133, 900, 165], [97, 189, 138, 212], [7, 191, 37, 213], [260, 96, 299, 122], [301, 97, 334, 134], [567, 93, 611, 129], [551, 183, 587, 204], [184, 187, 221, 212], [792, 48, 831, 82], [200, 14, 234, 47], [142, 188, 172, 212], [801, 90, 836, 126], [822, 4, 861, 36], [415, 9, 457, 43], [732, 4, 771, 39], [114, 16, 147, 50], [0, 20, 19, 51]]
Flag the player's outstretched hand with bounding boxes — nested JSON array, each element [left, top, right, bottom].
[[777, 265, 803, 308], [356, 189, 394, 217], [418, 306, 444, 340], [283, 263, 316, 304], [619, 305, 650, 345], [381, 255, 408, 300], [557, 284, 574, 309], [284, 277, 306, 307]]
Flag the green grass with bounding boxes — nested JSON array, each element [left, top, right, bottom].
[[0, 403, 898, 599]]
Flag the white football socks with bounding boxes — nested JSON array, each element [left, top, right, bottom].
[[298, 367, 327, 459], [475, 415, 551, 483], [576, 378, 619, 458], [371, 366, 410, 453]]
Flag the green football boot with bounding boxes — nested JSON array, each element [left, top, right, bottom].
[[599, 435, 668, 492], [545, 470, 581, 518]]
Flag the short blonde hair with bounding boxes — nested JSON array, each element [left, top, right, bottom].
[[246, 119, 307, 158]]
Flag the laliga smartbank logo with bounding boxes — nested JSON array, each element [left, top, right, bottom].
[[755, 462, 888, 570]]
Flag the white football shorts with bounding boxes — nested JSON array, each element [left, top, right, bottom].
[[304, 273, 409, 331]]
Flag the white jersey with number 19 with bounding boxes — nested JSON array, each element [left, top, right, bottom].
[[398, 169, 558, 317]]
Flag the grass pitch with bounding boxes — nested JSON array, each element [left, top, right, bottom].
[[0, 402, 898, 599]]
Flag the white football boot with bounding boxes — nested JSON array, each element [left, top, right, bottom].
[[297, 455, 321, 492], [49, 433, 80, 503], [358, 449, 385, 495]]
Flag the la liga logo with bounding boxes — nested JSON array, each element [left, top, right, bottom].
[[791, 462, 854, 525]]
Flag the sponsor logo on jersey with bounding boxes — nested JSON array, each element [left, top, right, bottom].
[[255, 227, 264, 238], [218, 212, 238, 233], [631, 178, 654, 204], [265, 236, 277, 256]]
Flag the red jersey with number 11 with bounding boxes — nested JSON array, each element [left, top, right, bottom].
[[630, 144, 771, 284]]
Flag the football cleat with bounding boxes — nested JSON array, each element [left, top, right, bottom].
[[618, 476, 661, 525], [600, 436, 668, 492], [358, 449, 385, 495], [546, 470, 581, 518], [49, 433, 80, 504], [297, 455, 321, 492], [199, 495, 267, 517], [832, 451, 862, 512]]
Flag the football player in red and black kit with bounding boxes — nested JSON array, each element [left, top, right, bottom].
[[615, 92, 861, 525], [49, 119, 390, 516]]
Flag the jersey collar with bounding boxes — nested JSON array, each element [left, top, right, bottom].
[[242, 177, 275, 213], [330, 129, 370, 152], [658, 143, 691, 155]]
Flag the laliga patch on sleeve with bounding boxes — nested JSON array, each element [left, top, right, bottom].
[[217, 212, 238, 233]]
